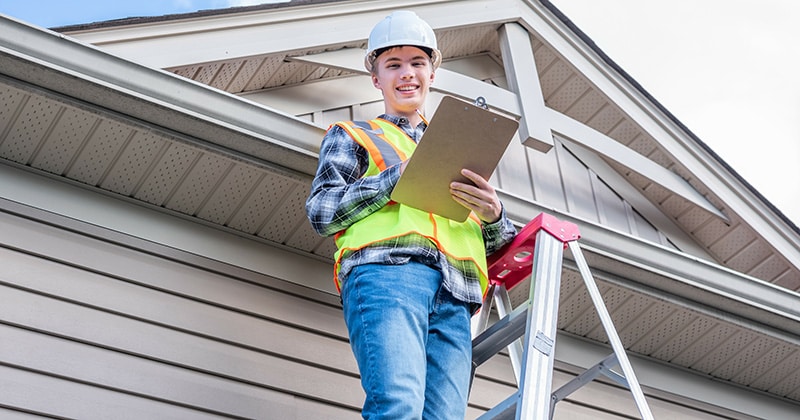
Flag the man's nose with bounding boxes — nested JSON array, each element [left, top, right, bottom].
[[400, 64, 415, 78]]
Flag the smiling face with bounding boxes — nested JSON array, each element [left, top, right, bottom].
[[371, 46, 435, 126]]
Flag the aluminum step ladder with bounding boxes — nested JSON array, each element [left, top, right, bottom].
[[471, 213, 654, 420]]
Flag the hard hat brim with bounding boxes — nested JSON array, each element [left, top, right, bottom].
[[364, 46, 442, 72]]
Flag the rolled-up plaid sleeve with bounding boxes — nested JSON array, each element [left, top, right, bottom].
[[482, 206, 517, 255], [305, 124, 402, 237]]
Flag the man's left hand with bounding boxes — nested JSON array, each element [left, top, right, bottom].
[[450, 168, 502, 223]]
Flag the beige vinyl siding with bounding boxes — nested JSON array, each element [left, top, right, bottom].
[[0, 201, 747, 419], [0, 209, 360, 418]]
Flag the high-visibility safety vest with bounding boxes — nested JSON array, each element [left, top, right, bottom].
[[332, 118, 489, 294]]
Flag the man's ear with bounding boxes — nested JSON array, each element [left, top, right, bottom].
[[430, 71, 435, 84], [372, 73, 381, 89]]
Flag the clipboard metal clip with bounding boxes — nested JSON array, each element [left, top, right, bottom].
[[474, 96, 489, 110]]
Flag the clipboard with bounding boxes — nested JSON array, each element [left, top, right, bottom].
[[390, 95, 519, 222]]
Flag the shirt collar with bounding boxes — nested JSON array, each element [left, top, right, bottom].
[[379, 114, 428, 130], [379, 114, 426, 143]]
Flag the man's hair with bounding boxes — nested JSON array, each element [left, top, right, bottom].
[[370, 45, 434, 74]]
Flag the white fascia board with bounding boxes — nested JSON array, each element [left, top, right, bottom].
[[66, 0, 523, 69], [0, 15, 323, 176], [517, 3, 800, 267], [65, 0, 383, 65], [498, 22, 553, 152], [66, 0, 414, 46]]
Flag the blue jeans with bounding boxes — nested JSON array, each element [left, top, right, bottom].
[[341, 262, 472, 420]]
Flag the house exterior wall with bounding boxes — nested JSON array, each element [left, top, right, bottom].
[[0, 162, 772, 419]]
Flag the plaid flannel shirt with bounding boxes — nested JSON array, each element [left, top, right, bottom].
[[305, 114, 516, 308]]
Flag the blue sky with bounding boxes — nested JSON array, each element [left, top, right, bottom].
[[1, 0, 798, 224], [0, 0, 285, 28]]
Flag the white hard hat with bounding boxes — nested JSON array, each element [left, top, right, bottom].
[[364, 10, 442, 72]]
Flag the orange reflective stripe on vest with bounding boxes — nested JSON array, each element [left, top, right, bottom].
[[335, 119, 410, 173]]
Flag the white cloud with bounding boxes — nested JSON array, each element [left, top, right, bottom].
[[551, 0, 800, 226]]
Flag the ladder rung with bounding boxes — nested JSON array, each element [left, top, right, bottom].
[[551, 354, 620, 406], [472, 303, 529, 367]]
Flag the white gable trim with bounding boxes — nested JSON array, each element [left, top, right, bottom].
[[498, 22, 553, 152], [519, 2, 800, 267]]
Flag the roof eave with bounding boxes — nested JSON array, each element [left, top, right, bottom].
[[50, 0, 341, 33], [0, 15, 323, 178], [501, 191, 800, 340]]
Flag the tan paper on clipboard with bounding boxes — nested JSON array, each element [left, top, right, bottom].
[[390, 95, 519, 222]]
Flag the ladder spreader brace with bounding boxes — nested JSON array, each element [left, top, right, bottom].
[[471, 213, 654, 420]]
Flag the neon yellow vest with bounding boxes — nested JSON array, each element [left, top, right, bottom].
[[332, 118, 489, 294]]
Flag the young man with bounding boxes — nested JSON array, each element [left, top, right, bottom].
[[305, 10, 516, 419]]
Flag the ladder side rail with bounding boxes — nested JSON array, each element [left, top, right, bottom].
[[472, 283, 497, 338], [470, 283, 497, 392], [600, 365, 634, 389], [567, 241, 654, 420], [494, 284, 525, 384], [515, 230, 566, 420]]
